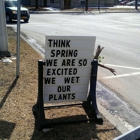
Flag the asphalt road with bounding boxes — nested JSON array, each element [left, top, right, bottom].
[[7, 11, 140, 130]]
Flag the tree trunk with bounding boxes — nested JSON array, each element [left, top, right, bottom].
[[44, 0, 47, 7], [85, 0, 88, 12], [98, 0, 100, 11], [135, 0, 138, 10], [35, 0, 39, 9]]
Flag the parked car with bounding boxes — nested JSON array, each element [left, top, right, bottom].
[[4, 0, 30, 23], [126, 1, 135, 5], [126, 1, 140, 6], [120, 0, 129, 5]]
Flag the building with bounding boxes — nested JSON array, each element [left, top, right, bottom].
[[22, 0, 118, 9]]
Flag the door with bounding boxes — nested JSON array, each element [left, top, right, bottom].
[[64, 0, 71, 9]]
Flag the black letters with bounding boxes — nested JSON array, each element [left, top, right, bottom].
[[57, 85, 71, 92], [48, 39, 52, 47], [66, 40, 70, 47], [72, 93, 75, 99], [50, 49, 78, 57], [47, 39, 71, 48], [64, 77, 80, 84], [78, 59, 87, 66], [61, 59, 75, 66], [47, 69, 51, 75], [49, 94, 53, 100], [49, 93, 75, 101], [46, 59, 57, 66], [51, 50, 55, 57], [46, 68, 77, 76], [44, 77, 56, 84]]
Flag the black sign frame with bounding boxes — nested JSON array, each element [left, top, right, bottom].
[[32, 59, 103, 131]]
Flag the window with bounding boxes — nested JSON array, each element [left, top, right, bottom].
[[5, 1, 17, 7], [50, 0, 54, 3], [81, 0, 85, 5]]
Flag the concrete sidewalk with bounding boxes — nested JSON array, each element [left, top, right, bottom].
[[29, 6, 139, 14]]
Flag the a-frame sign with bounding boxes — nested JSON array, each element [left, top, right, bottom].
[[32, 36, 103, 130]]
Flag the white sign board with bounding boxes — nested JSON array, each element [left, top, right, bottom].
[[44, 36, 96, 103]]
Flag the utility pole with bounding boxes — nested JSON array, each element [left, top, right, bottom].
[[16, 0, 21, 77], [0, 0, 10, 57]]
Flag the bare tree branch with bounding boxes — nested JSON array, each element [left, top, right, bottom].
[[94, 45, 116, 75], [94, 45, 104, 59], [98, 63, 116, 75]]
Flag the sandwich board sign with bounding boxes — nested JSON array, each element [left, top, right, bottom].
[[43, 36, 96, 103], [32, 36, 103, 130]]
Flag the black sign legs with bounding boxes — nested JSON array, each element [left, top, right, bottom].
[[83, 60, 103, 124], [32, 60, 47, 130]]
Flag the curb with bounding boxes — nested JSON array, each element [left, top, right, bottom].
[[97, 101, 129, 134], [113, 126, 140, 140]]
